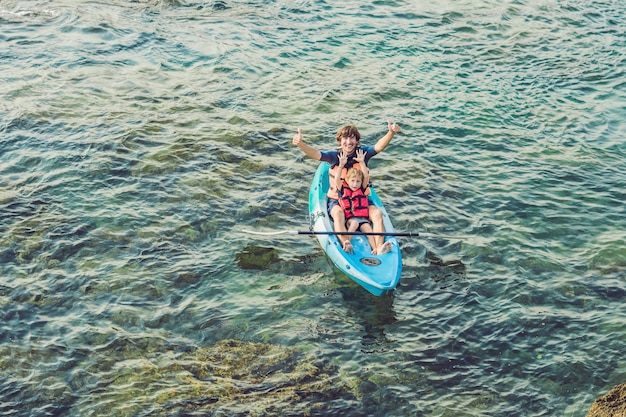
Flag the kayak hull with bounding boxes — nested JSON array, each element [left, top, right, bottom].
[[308, 163, 402, 296]]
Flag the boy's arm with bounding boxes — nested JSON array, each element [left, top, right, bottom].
[[355, 149, 370, 186], [374, 120, 401, 153], [362, 161, 370, 187], [292, 128, 322, 160], [334, 162, 345, 191], [334, 151, 349, 190], [333, 166, 343, 190]]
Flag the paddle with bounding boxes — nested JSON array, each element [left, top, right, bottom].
[[241, 229, 469, 239]]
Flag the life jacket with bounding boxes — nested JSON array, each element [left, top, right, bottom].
[[339, 186, 369, 219], [327, 160, 371, 199]]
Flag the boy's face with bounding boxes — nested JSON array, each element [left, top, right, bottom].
[[346, 176, 362, 191], [339, 135, 358, 154]]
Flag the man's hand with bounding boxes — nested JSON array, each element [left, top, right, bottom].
[[292, 128, 303, 146], [388, 119, 401, 134]]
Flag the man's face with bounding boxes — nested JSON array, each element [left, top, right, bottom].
[[339, 135, 358, 154]]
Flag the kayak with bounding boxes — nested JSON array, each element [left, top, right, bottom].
[[308, 162, 402, 296]]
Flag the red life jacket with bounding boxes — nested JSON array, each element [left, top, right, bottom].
[[339, 187, 369, 219]]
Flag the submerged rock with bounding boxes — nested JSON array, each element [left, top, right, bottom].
[[153, 339, 358, 416], [71, 338, 358, 416], [0, 331, 365, 416], [585, 383, 626, 417], [236, 244, 281, 270]]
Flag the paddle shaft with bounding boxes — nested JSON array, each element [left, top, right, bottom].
[[240, 229, 467, 239], [296, 231, 419, 237]]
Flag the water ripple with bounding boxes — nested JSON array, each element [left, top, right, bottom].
[[1, 1, 625, 416]]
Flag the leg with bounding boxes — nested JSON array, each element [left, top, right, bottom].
[[368, 206, 391, 255], [330, 205, 352, 253], [346, 219, 360, 233], [368, 206, 384, 248], [358, 222, 378, 254]]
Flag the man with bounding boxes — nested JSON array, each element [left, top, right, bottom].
[[292, 120, 401, 253]]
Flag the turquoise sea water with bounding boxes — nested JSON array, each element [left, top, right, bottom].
[[1, 0, 625, 415]]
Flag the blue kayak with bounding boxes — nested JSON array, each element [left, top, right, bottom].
[[308, 162, 402, 296]]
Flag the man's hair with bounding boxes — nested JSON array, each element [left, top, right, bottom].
[[335, 125, 361, 143]]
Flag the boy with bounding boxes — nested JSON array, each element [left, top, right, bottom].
[[335, 149, 391, 255]]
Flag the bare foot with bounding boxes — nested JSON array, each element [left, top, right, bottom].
[[342, 240, 353, 254], [375, 241, 391, 255]]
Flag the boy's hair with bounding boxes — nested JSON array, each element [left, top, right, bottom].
[[336, 125, 361, 143], [345, 167, 364, 182]]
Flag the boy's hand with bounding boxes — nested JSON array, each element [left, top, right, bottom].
[[338, 150, 348, 167], [354, 149, 366, 164]]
